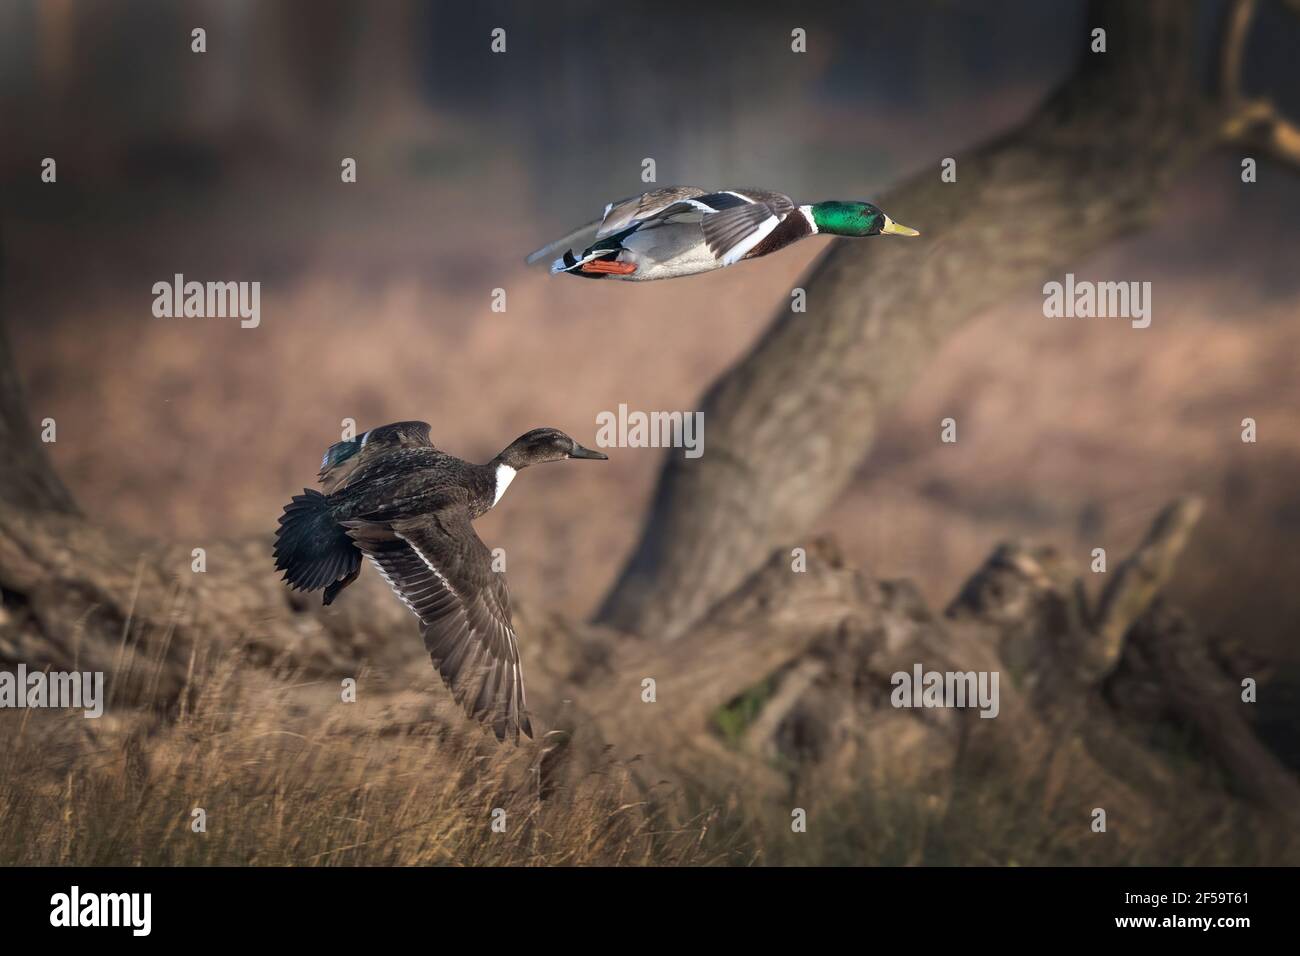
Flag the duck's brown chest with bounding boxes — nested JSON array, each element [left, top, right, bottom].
[[743, 212, 812, 260]]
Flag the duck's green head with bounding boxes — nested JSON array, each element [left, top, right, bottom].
[[810, 201, 920, 239]]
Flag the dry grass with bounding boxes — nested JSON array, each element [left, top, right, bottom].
[[747, 778, 1290, 868], [0, 652, 736, 867], [3, 640, 1291, 867]]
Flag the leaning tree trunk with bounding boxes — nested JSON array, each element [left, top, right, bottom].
[[596, 0, 1299, 641]]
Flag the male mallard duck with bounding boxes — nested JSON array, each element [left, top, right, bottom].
[[526, 186, 920, 281], [273, 421, 608, 741]]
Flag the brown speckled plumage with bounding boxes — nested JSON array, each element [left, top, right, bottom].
[[274, 423, 607, 741]]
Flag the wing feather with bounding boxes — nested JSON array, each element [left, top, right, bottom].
[[530, 186, 799, 273], [595, 185, 710, 237], [701, 205, 774, 258], [343, 509, 531, 741], [698, 191, 796, 264], [319, 421, 434, 494]]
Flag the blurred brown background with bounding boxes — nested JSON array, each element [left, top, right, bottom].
[[3, 0, 1298, 761]]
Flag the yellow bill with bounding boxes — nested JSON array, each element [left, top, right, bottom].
[[881, 215, 920, 237]]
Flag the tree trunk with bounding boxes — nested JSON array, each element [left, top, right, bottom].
[[0, 243, 78, 516], [597, 0, 1227, 641]]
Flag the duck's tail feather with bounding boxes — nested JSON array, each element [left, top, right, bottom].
[[273, 489, 362, 602], [548, 247, 614, 274], [525, 217, 602, 267]]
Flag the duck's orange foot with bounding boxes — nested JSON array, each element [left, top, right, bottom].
[[580, 259, 637, 275]]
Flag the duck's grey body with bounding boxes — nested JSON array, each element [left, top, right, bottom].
[[528, 185, 919, 281], [529, 186, 812, 281], [273, 422, 607, 741], [615, 221, 736, 280]]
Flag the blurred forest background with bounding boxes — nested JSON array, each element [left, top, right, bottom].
[[1, 0, 1299, 864]]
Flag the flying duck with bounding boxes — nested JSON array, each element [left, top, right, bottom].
[[273, 421, 608, 741], [526, 185, 920, 281]]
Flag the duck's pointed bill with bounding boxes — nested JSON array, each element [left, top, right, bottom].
[[881, 215, 920, 237], [570, 443, 608, 460]]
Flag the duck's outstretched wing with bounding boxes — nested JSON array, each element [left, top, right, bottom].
[[525, 186, 714, 266], [343, 507, 530, 742], [591, 187, 798, 267], [318, 421, 435, 494], [593, 185, 712, 237], [699, 189, 797, 266]]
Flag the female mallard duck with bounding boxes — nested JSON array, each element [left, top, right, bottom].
[[273, 421, 608, 741], [526, 186, 919, 281]]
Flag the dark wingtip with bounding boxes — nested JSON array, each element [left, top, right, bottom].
[[486, 715, 532, 745]]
